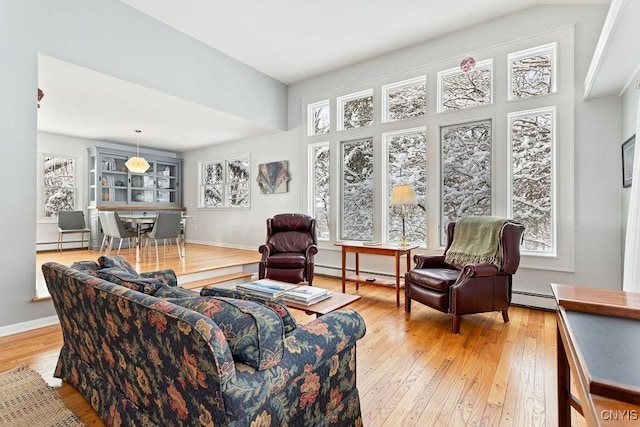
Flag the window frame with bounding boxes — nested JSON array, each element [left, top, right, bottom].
[[39, 152, 79, 221], [198, 155, 251, 209], [381, 76, 427, 123], [307, 99, 330, 136], [437, 59, 494, 113], [337, 89, 374, 131], [508, 42, 557, 101], [308, 141, 331, 241]]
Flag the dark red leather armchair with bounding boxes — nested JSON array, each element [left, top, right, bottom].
[[405, 220, 525, 333], [258, 214, 318, 285]]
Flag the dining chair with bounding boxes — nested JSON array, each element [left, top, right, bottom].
[[103, 211, 138, 255], [145, 212, 183, 262], [97, 211, 112, 253], [57, 211, 91, 252]]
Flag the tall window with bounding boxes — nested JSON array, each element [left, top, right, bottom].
[[43, 155, 76, 218], [509, 108, 555, 254], [199, 156, 250, 208], [341, 138, 374, 240], [309, 143, 330, 239], [385, 129, 427, 244], [440, 120, 492, 244]]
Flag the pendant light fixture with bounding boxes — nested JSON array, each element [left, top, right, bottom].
[[125, 130, 150, 174]]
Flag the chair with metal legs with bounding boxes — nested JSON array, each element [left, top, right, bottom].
[[103, 211, 138, 255], [57, 211, 91, 251], [145, 212, 183, 262]]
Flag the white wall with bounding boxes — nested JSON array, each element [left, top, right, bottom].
[[621, 69, 640, 257], [0, 0, 287, 330], [182, 131, 301, 249]]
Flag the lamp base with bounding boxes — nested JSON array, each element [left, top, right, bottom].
[[399, 235, 408, 247]]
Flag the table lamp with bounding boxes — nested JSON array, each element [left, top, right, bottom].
[[390, 184, 417, 246]]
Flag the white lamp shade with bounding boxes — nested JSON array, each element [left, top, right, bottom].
[[125, 156, 150, 174], [390, 185, 417, 206]]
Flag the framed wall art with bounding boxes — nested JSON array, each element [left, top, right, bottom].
[[622, 134, 635, 188], [257, 160, 290, 194]]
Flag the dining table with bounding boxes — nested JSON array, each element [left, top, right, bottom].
[[118, 213, 193, 263]]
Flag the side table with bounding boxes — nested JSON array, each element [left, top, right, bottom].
[[334, 241, 418, 307]]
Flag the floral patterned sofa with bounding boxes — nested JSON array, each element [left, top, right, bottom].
[[42, 256, 366, 426]]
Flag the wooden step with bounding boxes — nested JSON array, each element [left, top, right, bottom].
[[180, 272, 253, 290]]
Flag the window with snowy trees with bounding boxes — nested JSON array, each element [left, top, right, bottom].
[[338, 90, 374, 130], [440, 120, 493, 245], [382, 77, 427, 122], [199, 157, 250, 208], [304, 27, 573, 267], [310, 143, 330, 239], [43, 155, 76, 218], [385, 129, 427, 243], [341, 138, 374, 240], [438, 59, 493, 112], [509, 108, 554, 253], [308, 100, 330, 136], [509, 43, 556, 100]]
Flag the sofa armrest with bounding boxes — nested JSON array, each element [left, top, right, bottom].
[[141, 269, 178, 287], [283, 308, 366, 363], [413, 254, 447, 269]]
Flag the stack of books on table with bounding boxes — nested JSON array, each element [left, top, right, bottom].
[[283, 286, 332, 306], [236, 280, 300, 298]]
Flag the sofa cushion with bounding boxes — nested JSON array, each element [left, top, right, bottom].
[[169, 296, 284, 370], [96, 267, 165, 295], [155, 286, 198, 298], [264, 252, 307, 268], [70, 260, 100, 275], [97, 255, 138, 275], [200, 287, 297, 333]]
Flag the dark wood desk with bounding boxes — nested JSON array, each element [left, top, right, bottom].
[[334, 241, 418, 307], [551, 283, 640, 426]]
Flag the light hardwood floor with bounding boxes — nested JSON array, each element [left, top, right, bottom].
[[4, 246, 583, 426]]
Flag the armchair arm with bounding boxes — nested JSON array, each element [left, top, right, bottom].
[[140, 269, 178, 287], [305, 244, 319, 259], [461, 263, 499, 278], [258, 243, 274, 262], [413, 254, 447, 269]]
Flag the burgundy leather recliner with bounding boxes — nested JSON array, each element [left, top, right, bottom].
[[258, 214, 318, 285], [405, 221, 525, 334]]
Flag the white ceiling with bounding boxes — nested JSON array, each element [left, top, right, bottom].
[[38, 0, 619, 152]]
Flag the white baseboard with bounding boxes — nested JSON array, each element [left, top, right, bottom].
[[0, 315, 60, 338]]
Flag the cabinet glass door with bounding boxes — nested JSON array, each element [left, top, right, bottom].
[[156, 162, 178, 204], [100, 155, 128, 203], [130, 173, 155, 204]]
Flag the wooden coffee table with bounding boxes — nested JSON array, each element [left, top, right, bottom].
[[285, 291, 361, 317]]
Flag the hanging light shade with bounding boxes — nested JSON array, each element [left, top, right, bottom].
[[125, 130, 150, 174]]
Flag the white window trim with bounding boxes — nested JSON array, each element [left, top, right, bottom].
[[437, 59, 494, 114], [381, 76, 427, 123], [382, 126, 428, 245], [308, 141, 331, 241], [337, 89, 374, 131], [198, 154, 251, 209], [38, 152, 80, 222], [507, 42, 557, 101], [307, 99, 330, 136]]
